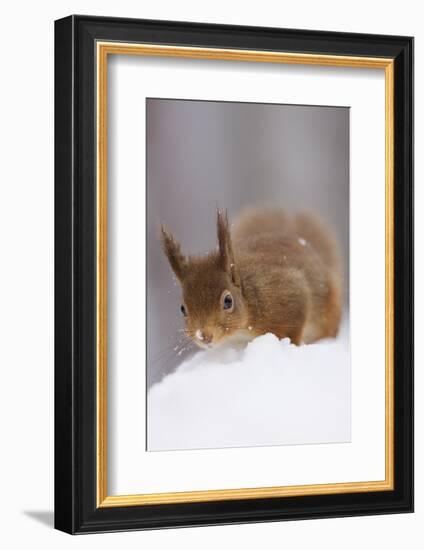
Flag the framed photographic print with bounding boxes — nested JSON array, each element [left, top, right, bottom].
[[54, 15, 414, 534]]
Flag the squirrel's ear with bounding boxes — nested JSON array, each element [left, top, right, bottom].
[[216, 209, 240, 286], [160, 225, 187, 281]]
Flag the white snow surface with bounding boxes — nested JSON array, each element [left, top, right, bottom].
[[147, 324, 350, 451]]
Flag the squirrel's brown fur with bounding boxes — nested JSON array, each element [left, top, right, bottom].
[[161, 208, 342, 348]]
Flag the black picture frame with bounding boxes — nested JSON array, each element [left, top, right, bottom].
[[55, 14, 414, 534]]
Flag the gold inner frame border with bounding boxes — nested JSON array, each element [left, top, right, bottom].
[[96, 42, 394, 508]]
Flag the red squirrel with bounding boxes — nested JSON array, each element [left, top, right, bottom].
[[161, 208, 342, 348]]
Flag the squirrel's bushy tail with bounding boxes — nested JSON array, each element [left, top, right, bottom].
[[233, 207, 342, 275], [292, 211, 342, 276], [232, 208, 291, 242]]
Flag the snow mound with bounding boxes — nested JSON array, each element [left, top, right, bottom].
[[147, 327, 350, 451]]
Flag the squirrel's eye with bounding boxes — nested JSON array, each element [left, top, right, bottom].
[[222, 292, 234, 311], [180, 304, 187, 317]]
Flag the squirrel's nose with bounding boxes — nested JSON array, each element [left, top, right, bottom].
[[202, 331, 213, 344], [196, 329, 213, 344]]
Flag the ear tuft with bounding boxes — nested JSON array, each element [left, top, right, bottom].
[[160, 225, 187, 281], [216, 209, 240, 286]]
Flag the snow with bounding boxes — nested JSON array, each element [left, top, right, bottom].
[[147, 322, 350, 451]]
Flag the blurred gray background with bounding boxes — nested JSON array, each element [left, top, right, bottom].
[[147, 99, 349, 387]]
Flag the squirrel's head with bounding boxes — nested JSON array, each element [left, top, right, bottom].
[[161, 210, 249, 349]]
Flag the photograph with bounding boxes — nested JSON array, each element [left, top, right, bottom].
[[52, 15, 413, 534], [0, 1, 418, 545], [146, 98, 351, 451]]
